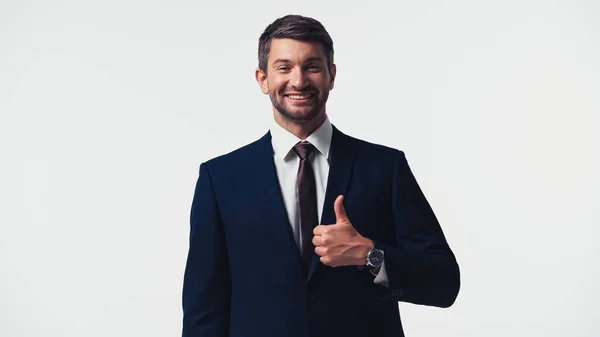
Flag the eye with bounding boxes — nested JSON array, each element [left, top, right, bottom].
[[277, 66, 290, 72], [307, 64, 321, 72]]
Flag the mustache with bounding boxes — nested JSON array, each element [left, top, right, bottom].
[[282, 87, 318, 94]]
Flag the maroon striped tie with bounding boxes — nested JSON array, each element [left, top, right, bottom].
[[293, 141, 318, 273]]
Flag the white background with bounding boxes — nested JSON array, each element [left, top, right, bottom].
[[1, 0, 599, 336]]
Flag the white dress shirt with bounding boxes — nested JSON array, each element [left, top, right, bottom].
[[269, 116, 389, 287]]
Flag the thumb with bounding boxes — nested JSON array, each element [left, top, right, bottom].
[[334, 195, 349, 223]]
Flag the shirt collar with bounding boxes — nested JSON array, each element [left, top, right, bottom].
[[270, 116, 333, 162]]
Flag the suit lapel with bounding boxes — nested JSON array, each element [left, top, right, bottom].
[[307, 125, 357, 284], [255, 131, 306, 271]]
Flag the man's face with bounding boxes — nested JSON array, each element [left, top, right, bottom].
[[256, 38, 336, 123]]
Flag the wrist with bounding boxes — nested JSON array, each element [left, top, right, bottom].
[[360, 238, 374, 265]]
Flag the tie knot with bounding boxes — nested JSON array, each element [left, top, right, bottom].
[[292, 141, 315, 160]]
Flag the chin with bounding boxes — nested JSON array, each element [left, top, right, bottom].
[[272, 98, 324, 123], [285, 110, 320, 122]]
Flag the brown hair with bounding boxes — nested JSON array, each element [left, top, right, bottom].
[[258, 14, 334, 73]]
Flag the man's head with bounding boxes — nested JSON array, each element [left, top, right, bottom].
[[256, 15, 336, 125]]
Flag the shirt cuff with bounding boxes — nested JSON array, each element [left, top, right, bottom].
[[373, 259, 389, 288]]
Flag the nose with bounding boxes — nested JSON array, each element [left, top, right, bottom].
[[290, 68, 308, 90]]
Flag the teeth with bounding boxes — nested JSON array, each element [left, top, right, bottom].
[[288, 94, 311, 100]]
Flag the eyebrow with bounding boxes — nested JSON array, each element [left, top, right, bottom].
[[272, 57, 326, 66]]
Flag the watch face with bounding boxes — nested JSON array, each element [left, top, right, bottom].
[[368, 248, 384, 267]]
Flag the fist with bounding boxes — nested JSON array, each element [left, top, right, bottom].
[[313, 195, 373, 267]]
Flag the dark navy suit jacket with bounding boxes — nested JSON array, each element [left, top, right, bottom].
[[182, 125, 460, 337]]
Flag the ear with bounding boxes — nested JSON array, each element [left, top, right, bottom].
[[328, 63, 337, 90], [255, 68, 269, 94]]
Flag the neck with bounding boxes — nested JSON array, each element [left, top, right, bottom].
[[273, 110, 327, 140]]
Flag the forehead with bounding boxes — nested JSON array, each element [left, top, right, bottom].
[[268, 38, 327, 64]]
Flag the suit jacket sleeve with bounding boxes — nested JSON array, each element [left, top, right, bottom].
[[374, 151, 460, 308], [182, 163, 231, 336]]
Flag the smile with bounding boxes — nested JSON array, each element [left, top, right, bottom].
[[285, 93, 314, 100]]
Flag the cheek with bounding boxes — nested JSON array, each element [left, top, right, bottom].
[[268, 76, 287, 93], [310, 74, 330, 89]]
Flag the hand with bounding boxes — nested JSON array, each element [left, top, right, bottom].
[[313, 195, 373, 267]]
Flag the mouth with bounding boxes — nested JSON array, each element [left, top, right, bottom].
[[284, 92, 315, 104]]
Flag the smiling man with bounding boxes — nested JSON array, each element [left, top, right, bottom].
[[182, 14, 460, 337], [258, 37, 333, 136]]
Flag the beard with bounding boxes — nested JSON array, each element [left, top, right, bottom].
[[270, 88, 329, 122]]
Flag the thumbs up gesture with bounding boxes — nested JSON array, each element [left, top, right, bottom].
[[313, 195, 374, 267]]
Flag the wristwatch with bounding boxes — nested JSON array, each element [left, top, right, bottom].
[[366, 246, 384, 272]]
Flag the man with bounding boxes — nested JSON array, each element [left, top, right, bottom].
[[182, 14, 460, 337]]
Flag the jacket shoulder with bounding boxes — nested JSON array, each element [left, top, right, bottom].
[[200, 133, 268, 173], [342, 132, 405, 161]]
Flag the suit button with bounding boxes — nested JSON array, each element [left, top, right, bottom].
[[391, 289, 404, 297], [306, 295, 315, 304]]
